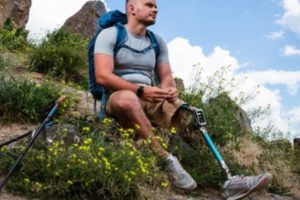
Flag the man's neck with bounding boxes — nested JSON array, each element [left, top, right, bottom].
[[125, 21, 147, 36]]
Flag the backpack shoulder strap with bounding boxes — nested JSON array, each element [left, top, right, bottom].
[[113, 23, 127, 55], [146, 30, 160, 58]]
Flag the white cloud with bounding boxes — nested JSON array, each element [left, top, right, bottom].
[[168, 37, 238, 88], [26, 0, 108, 39], [286, 107, 300, 138], [282, 45, 300, 56], [276, 0, 300, 36], [167, 37, 299, 140], [265, 31, 284, 40], [244, 70, 300, 95]]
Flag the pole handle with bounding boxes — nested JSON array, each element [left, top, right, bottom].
[[55, 96, 67, 104]]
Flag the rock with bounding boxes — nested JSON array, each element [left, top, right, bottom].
[[294, 138, 300, 148], [61, 0, 107, 39], [0, 0, 31, 29], [235, 106, 253, 132], [43, 124, 81, 145], [175, 77, 185, 93]]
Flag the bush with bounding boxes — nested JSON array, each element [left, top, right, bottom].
[[0, 75, 61, 123], [0, 118, 163, 199], [0, 20, 32, 52], [29, 29, 88, 87], [0, 56, 9, 71]]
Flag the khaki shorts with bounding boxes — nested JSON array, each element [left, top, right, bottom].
[[106, 92, 186, 128]]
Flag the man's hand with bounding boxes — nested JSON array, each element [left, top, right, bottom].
[[141, 86, 178, 103], [165, 87, 178, 102], [142, 86, 170, 103]]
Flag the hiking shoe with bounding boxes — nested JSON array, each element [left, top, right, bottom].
[[165, 154, 197, 190], [223, 172, 272, 200]]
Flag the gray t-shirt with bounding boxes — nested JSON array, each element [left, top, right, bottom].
[[94, 26, 169, 85]]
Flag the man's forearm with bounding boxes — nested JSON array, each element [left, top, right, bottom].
[[160, 75, 176, 89], [97, 73, 139, 93]]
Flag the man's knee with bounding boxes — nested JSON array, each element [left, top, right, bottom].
[[109, 90, 141, 112]]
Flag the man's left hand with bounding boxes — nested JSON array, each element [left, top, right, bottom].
[[164, 87, 178, 102]]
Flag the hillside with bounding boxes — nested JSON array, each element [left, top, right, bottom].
[[1, 1, 300, 199], [1, 26, 300, 200]]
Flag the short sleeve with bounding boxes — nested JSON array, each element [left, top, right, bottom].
[[94, 27, 117, 56], [154, 34, 170, 65]]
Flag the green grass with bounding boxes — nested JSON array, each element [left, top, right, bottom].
[[29, 29, 88, 89], [0, 75, 61, 123]]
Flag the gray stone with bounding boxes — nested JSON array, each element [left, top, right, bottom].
[[294, 138, 300, 148], [0, 0, 31, 29], [236, 106, 253, 132], [61, 0, 107, 39]]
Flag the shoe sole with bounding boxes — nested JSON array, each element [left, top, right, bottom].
[[176, 180, 197, 190], [227, 173, 272, 200]]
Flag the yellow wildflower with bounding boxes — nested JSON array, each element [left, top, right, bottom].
[[161, 181, 169, 187], [24, 178, 30, 184], [67, 180, 73, 186], [82, 127, 90, 132], [162, 143, 168, 149], [170, 127, 177, 135]]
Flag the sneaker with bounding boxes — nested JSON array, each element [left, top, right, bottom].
[[165, 154, 197, 190], [223, 172, 272, 200]]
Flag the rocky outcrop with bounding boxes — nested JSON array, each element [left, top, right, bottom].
[[0, 0, 31, 29], [294, 138, 300, 157], [62, 0, 107, 39], [236, 107, 253, 132], [174, 77, 185, 93], [294, 138, 300, 148]]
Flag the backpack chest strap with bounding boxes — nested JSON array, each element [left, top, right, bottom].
[[113, 23, 159, 57]]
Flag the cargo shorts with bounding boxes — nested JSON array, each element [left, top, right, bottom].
[[106, 91, 186, 128]]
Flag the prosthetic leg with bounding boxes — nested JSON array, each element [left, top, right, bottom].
[[189, 107, 232, 180], [186, 106, 272, 200]]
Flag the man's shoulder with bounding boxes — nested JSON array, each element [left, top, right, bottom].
[[100, 26, 118, 35], [148, 30, 162, 39], [148, 30, 165, 46]]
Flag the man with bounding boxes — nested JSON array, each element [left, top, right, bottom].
[[94, 0, 272, 197]]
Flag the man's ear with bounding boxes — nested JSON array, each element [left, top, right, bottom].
[[128, 4, 136, 16]]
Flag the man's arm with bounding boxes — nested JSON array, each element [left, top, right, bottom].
[[156, 63, 178, 102], [94, 53, 139, 92], [94, 54, 170, 102]]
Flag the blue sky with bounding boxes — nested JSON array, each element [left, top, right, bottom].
[[26, 0, 300, 140]]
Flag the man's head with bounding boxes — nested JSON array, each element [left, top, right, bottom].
[[126, 0, 158, 26]]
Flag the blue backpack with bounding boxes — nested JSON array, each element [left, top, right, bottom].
[[88, 10, 160, 118]]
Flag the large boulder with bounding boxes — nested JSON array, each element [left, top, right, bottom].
[[62, 0, 107, 39], [0, 0, 31, 29]]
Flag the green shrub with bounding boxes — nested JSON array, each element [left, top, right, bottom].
[[0, 118, 163, 199], [0, 20, 32, 52], [0, 75, 61, 123], [29, 29, 88, 87], [0, 56, 9, 71]]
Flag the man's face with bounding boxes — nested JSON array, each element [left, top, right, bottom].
[[129, 0, 158, 26]]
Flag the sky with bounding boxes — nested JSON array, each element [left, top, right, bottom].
[[26, 0, 300, 141]]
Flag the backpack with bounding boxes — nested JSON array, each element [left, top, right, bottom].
[[88, 10, 160, 118]]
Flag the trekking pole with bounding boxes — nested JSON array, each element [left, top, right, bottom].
[[0, 122, 55, 148], [0, 96, 67, 191], [191, 107, 232, 180], [0, 130, 33, 148]]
